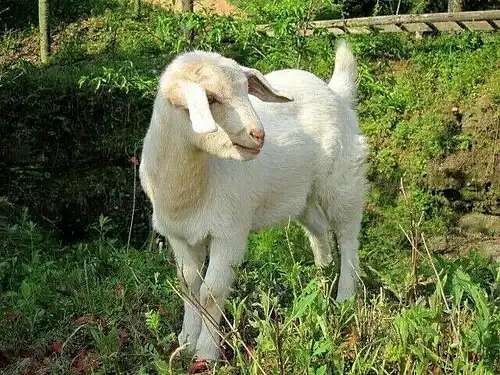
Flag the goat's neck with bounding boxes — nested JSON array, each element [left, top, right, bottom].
[[145, 103, 209, 219]]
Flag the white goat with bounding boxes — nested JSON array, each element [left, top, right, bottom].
[[139, 40, 369, 364]]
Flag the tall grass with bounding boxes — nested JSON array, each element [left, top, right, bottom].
[[1, 4, 499, 374], [1, 202, 498, 374]]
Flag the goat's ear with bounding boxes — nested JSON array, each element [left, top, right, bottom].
[[241, 67, 294, 103], [165, 80, 218, 134]]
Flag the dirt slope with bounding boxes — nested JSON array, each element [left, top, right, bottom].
[[145, 0, 243, 15]]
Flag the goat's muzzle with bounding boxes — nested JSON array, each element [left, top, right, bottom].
[[249, 129, 265, 147]]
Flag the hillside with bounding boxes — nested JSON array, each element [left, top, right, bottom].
[[0, 3, 499, 374], [145, 0, 242, 15]]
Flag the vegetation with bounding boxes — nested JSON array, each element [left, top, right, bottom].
[[0, 1, 499, 374]]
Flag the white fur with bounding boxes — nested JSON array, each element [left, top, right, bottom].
[[139, 40, 369, 361]]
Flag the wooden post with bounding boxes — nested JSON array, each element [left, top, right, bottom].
[[182, 0, 194, 12], [38, 0, 50, 63], [181, 0, 194, 43], [448, 0, 463, 13]]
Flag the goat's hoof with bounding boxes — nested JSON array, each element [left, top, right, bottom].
[[187, 358, 210, 374]]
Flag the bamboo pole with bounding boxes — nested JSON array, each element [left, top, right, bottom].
[[38, 0, 50, 63]]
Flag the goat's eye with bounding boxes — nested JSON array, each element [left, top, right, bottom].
[[207, 95, 217, 105]]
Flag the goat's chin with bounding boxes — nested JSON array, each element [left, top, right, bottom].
[[197, 131, 261, 161], [204, 145, 259, 162], [213, 147, 260, 162], [231, 145, 261, 161]]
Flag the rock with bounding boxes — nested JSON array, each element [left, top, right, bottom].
[[458, 213, 500, 236], [477, 239, 500, 262], [425, 235, 449, 253], [427, 89, 500, 215]]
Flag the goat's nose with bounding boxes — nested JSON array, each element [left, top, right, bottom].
[[250, 129, 265, 146]]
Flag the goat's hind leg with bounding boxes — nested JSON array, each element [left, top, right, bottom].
[[169, 236, 207, 351], [299, 202, 334, 268], [324, 193, 365, 302], [317, 175, 367, 302], [333, 214, 362, 302]]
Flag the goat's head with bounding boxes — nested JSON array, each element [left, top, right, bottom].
[[160, 51, 293, 161]]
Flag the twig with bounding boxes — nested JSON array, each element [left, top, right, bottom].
[[399, 179, 424, 301], [284, 217, 297, 265], [274, 309, 285, 375], [61, 323, 87, 354], [127, 147, 138, 250], [421, 234, 460, 345], [169, 342, 191, 375], [83, 259, 94, 313]]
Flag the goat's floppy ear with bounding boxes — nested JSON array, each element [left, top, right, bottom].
[[165, 80, 218, 134], [241, 67, 294, 103]]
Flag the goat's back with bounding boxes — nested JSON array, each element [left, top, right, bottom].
[[206, 69, 365, 230]]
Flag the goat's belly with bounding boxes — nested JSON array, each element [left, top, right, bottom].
[[250, 194, 308, 231]]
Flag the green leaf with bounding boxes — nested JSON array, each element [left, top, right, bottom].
[[452, 269, 489, 320], [154, 360, 169, 375], [315, 364, 327, 375]]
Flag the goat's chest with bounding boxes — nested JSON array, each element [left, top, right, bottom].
[[152, 198, 245, 247], [152, 208, 208, 247]]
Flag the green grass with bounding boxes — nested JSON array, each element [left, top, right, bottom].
[[1, 4, 500, 374], [1, 201, 498, 374]]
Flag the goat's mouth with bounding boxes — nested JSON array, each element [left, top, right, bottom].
[[232, 142, 261, 155]]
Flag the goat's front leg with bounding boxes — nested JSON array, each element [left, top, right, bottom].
[[169, 236, 207, 351], [195, 235, 247, 360]]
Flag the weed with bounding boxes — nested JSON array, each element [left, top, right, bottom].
[[1, 3, 500, 374]]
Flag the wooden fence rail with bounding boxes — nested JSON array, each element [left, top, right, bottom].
[[257, 10, 500, 36]]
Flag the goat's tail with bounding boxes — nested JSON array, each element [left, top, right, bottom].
[[328, 39, 358, 106]]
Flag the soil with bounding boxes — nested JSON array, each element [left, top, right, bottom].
[[145, 0, 244, 16], [384, 60, 500, 261], [0, 26, 66, 67], [427, 84, 500, 215], [427, 213, 500, 262]]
